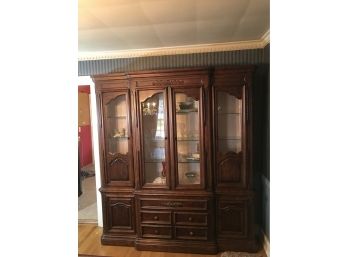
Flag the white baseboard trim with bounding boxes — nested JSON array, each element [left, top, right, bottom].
[[262, 230, 270, 257]]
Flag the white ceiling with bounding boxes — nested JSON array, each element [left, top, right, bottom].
[[78, 0, 269, 59]]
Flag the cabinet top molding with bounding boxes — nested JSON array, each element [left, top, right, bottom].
[[92, 66, 255, 82]]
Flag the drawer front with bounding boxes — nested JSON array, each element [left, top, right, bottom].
[[140, 198, 208, 210], [174, 212, 208, 226], [141, 225, 172, 239], [175, 227, 208, 241], [140, 211, 171, 225]]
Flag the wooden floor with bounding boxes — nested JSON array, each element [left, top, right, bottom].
[[78, 223, 265, 257]]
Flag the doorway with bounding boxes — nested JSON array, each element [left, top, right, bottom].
[[78, 85, 97, 223]]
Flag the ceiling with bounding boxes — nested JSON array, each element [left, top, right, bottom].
[[78, 0, 269, 60]]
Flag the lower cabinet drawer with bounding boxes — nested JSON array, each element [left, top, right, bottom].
[[175, 227, 208, 241], [140, 211, 171, 225], [174, 212, 208, 226], [141, 225, 172, 239], [140, 198, 208, 210]]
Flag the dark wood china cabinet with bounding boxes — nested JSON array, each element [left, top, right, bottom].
[[93, 66, 259, 254]]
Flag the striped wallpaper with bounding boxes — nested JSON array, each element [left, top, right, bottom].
[[78, 47, 269, 76]]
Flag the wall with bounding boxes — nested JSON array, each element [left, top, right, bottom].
[[78, 49, 265, 75]]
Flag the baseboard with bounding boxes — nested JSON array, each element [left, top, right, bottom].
[[262, 230, 270, 257]]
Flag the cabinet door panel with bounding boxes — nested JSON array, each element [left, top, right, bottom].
[[105, 197, 135, 234], [102, 91, 133, 186], [217, 200, 248, 238]]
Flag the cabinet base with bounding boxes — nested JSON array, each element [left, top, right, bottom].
[[135, 239, 218, 254], [101, 234, 136, 247], [217, 238, 260, 253]]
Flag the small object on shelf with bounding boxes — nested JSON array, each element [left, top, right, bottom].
[[191, 153, 200, 159], [185, 171, 196, 178], [152, 176, 166, 184], [179, 101, 194, 110]]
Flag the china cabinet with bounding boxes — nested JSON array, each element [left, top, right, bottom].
[[93, 66, 259, 254]]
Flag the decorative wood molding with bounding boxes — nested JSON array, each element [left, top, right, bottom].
[[78, 31, 270, 61], [152, 79, 185, 86]]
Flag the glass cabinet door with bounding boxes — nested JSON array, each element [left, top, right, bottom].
[[174, 90, 202, 187], [217, 91, 242, 154], [103, 92, 132, 185], [139, 90, 168, 187], [215, 88, 245, 187]]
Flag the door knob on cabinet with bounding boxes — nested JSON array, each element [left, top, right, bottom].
[[154, 230, 159, 234], [153, 216, 159, 220], [189, 231, 194, 236], [188, 217, 193, 221]]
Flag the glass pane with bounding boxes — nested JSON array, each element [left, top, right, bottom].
[[217, 91, 242, 154], [106, 94, 128, 155], [141, 92, 167, 185], [175, 93, 201, 185]]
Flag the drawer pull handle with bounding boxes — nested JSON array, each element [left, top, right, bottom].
[[189, 231, 194, 236], [188, 217, 193, 221], [154, 229, 159, 234], [153, 216, 159, 220]]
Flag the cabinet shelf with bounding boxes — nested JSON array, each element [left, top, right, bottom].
[[145, 160, 165, 163], [217, 112, 240, 115], [176, 109, 198, 114], [177, 138, 199, 141], [178, 160, 200, 163], [109, 136, 129, 140], [218, 138, 241, 140], [145, 138, 166, 142], [107, 116, 127, 118]]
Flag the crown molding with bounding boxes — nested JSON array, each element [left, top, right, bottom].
[[78, 30, 270, 61]]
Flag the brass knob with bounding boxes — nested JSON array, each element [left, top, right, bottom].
[[154, 230, 159, 234], [153, 216, 159, 220], [189, 231, 194, 236], [188, 217, 193, 221]]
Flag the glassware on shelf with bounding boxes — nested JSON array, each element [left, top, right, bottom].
[[178, 169, 200, 184]]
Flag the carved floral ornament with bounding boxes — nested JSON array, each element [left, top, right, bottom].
[[152, 79, 185, 86]]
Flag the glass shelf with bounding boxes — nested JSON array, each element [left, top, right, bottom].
[[177, 138, 199, 141], [109, 136, 129, 140], [178, 160, 200, 163], [145, 160, 165, 163], [218, 138, 241, 140], [218, 112, 240, 115], [107, 116, 127, 118], [176, 109, 198, 114], [146, 138, 165, 141]]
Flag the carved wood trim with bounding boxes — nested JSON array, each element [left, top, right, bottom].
[[152, 80, 184, 86], [109, 154, 128, 167], [110, 202, 131, 208]]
